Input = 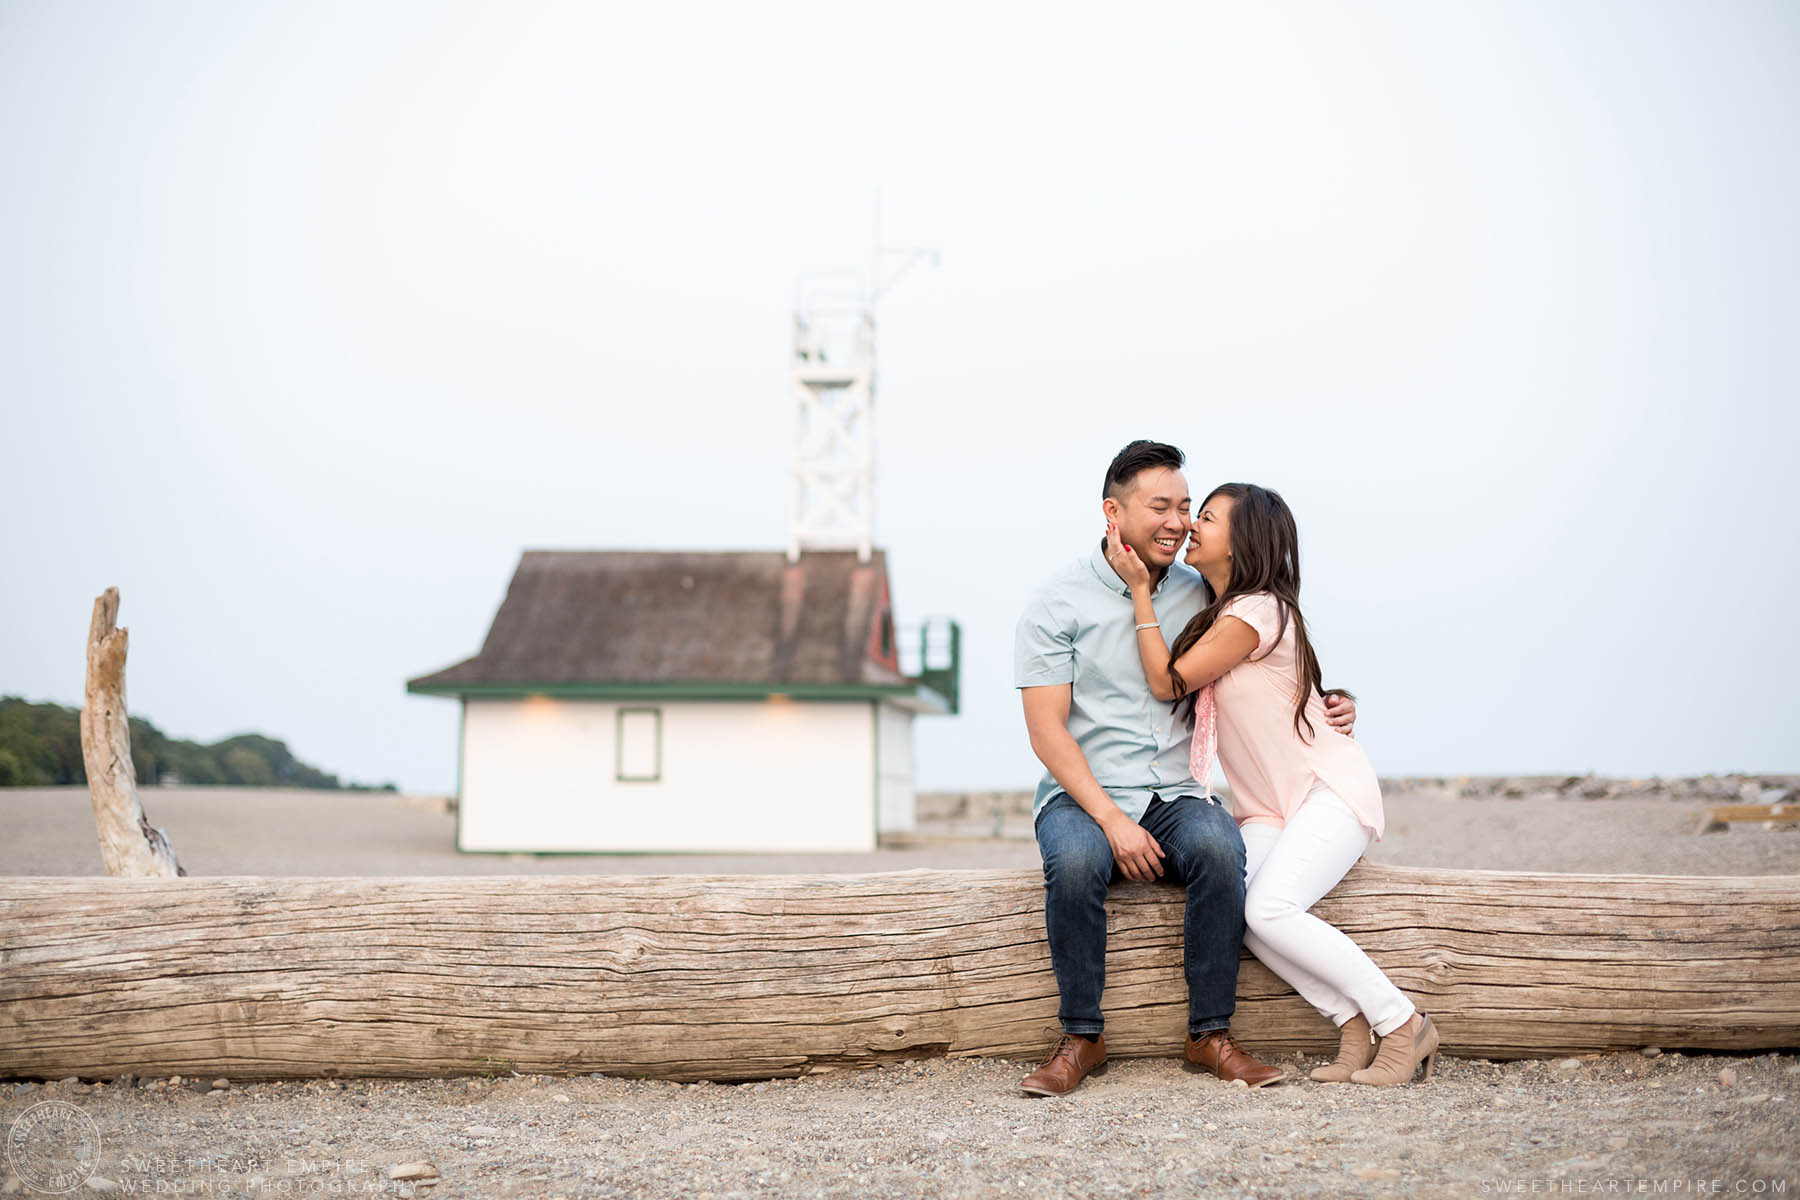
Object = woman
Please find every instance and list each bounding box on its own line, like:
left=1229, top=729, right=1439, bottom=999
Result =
left=1104, top=483, right=1437, bottom=1086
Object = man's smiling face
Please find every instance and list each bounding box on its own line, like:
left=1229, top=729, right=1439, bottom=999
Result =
left=1102, top=465, right=1191, bottom=573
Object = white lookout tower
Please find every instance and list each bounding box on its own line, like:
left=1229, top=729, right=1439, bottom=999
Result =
left=787, top=230, right=937, bottom=564
left=788, top=276, right=876, bottom=563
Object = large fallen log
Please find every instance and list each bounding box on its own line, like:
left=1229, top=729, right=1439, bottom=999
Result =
left=1, top=866, right=1794, bottom=1083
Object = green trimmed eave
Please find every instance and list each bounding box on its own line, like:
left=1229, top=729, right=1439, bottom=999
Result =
left=406, top=678, right=955, bottom=715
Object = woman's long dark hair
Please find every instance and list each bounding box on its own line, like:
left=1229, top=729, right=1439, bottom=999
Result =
left=1168, top=483, right=1351, bottom=740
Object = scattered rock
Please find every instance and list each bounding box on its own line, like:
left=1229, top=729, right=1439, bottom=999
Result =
left=0, top=1051, right=1786, bottom=1200
left=1718, top=1068, right=1738, bottom=1087
left=1640, top=1047, right=1661, bottom=1059
left=552, top=1092, right=571, bottom=1103
left=84, top=1179, right=119, bottom=1193
left=211, top=1077, right=230, bottom=1089
left=1556, top=1058, right=1583, bottom=1070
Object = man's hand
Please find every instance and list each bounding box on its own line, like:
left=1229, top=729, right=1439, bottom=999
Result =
left=1101, top=813, right=1165, bottom=881
left=1324, top=690, right=1357, bottom=738
left=1022, top=684, right=1163, bottom=880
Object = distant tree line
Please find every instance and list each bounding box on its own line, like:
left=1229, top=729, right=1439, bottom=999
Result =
left=0, top=696, right=397, bottom=791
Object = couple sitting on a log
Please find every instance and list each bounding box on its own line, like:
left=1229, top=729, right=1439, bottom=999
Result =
left=1014, top=439, right=1435, bottom=1096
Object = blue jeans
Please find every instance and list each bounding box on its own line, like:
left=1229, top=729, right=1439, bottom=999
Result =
left=1034, top=792, right=1247, bottom=1038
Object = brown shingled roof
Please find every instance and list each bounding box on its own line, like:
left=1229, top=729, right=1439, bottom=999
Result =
left=407, top=550, right=911, bottom=691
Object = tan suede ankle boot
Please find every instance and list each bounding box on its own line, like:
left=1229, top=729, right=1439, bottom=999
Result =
left=1350, top=1013, right=1440, bottom=1086
left=1309, top=1015, right=1377, bottom=1082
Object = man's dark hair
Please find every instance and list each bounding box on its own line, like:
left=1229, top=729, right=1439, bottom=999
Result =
left=1102, top=440, right=1185, bottom=501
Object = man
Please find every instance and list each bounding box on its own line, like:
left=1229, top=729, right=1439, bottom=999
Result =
left=1013, top=440, right=1356, bottom=1096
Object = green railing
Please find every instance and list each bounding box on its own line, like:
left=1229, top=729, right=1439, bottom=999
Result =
left=899, top=618, right=961, bottom=715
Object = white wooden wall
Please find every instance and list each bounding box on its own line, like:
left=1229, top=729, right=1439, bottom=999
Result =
left=875, top=704, right=915, bottom=833
left=458, top=698, right=880, bottom=853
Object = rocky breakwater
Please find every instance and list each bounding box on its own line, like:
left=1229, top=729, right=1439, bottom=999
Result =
left=1392, top=773, right=1796, bottom=805
left=918, top=774, right=1799, bottom=831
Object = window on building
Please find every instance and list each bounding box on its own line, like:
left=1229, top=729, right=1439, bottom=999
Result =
left=616, top=708, right=661, bottom=782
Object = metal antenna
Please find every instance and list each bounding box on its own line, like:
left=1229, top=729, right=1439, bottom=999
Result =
left=870, top=188, right=941, bottom=309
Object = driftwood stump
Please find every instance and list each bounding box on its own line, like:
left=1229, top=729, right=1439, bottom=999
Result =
left=1, top=866, right=1794, bottom=1083
left=79, top=587, right=184, bottom=878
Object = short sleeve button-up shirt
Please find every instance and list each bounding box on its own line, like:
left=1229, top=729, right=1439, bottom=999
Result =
left=1014, top=543, right=1214, bottom=823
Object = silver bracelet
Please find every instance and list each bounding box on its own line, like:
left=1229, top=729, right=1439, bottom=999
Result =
left=1134, top=622, right=1160, bottom=631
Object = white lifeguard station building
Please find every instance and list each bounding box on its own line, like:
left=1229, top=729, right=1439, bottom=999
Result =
left=408, top=276, right=958, bottom=854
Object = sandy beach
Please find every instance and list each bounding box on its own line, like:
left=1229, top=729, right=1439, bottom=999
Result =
left=4, top=777, right=1797, bottom=1197
left=5, top=775, right=1799, bottom=878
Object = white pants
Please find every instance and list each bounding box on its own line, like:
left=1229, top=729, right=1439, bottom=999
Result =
left=1239, top=781, right=1415, bottom=1037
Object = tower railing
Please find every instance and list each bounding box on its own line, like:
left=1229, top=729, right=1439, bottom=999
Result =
left=896, top=618, right=961, bottom=714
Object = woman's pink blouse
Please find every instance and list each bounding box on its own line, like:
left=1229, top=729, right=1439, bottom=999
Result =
left=1187, top=592, right=1384, bottom=840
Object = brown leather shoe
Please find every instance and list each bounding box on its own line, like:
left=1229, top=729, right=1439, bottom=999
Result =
left=1184, top=1030, right=1286, bottom=1087
left=1019, top=1034, right=1108, bottom=1096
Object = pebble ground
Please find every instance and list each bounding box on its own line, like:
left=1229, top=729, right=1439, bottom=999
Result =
left=5, top=779, right=1797, bottom=1196
left=6, top=1051, right=1797, bottom=1197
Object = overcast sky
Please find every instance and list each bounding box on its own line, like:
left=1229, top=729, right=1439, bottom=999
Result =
left=4, top=1, right=1795, bottom=794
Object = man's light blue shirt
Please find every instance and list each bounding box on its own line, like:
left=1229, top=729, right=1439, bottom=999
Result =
left=1014, top=543, right=1214, bottom=823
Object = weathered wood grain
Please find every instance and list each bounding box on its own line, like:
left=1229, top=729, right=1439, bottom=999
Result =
left=1, top=865, right=1794, bottom=1082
